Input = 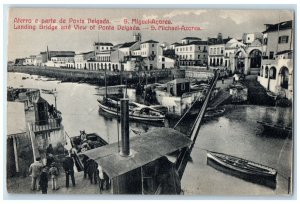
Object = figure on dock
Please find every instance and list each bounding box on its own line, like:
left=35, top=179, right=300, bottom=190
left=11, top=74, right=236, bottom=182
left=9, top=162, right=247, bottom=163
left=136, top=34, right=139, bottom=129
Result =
left=63, top=153, right=76, bottom=187
left=49, top=162, right=59, bottom=191
left=28, top=157, right=43, bottom=191
left=39, top=167, right=49, bottom=194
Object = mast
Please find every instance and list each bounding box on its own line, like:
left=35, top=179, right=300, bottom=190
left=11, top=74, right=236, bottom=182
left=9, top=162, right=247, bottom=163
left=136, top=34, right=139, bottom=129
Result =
left=105, top=66, right=107, bottom=99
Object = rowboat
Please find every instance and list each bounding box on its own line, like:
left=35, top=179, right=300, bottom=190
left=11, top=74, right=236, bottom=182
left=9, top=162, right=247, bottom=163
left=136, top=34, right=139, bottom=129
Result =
left=41, top=89, right=55, bottom=94
left=98, top=98, right=165, bottom=122
left=204, top=108, right=225, bottom=119
left=207, top=151, right=277, bottom=188
left=71, top=132, right=108, bottom=153
left=257, top=121, right=292, bottom=137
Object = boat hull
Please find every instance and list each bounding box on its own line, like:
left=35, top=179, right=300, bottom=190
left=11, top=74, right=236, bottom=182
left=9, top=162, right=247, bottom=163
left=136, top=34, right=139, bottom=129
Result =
left=99, top=101, right=165, bottom=122
left=207, top=152, right=277, bottom=189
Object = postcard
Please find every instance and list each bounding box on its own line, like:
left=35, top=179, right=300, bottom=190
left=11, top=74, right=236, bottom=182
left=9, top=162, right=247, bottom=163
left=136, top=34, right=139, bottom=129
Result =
left=5, top=7, right=294, bottom=196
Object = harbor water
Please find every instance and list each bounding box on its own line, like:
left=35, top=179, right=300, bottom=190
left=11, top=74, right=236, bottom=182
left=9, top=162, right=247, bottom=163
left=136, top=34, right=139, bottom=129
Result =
left=8, top=72, right=293, bottom=195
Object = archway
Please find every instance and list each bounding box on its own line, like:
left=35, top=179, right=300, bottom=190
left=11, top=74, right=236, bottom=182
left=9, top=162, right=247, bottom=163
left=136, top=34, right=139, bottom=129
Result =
left=279, top=66, right=289, bottom=89
left=235, top=50, right=246, bottom=74
left=249, top=49, right=262, bottom=68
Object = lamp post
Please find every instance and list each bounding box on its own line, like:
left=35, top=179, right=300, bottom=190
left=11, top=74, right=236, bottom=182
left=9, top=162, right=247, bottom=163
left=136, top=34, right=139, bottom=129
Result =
left=53, top=90, right=58, bottom=110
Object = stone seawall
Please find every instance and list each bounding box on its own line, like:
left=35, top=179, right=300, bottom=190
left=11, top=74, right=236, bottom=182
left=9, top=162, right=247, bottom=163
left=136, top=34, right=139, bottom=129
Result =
left=8, top=66, right=183, bottom=86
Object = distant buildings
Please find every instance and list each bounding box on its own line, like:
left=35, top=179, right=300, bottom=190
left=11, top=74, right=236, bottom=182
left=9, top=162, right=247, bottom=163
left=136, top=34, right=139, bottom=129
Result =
left=258, top=20, right=293, bottom=100
left=175, top=38, right=209, bottom=67
left=208, top=33, right=263, bottom=75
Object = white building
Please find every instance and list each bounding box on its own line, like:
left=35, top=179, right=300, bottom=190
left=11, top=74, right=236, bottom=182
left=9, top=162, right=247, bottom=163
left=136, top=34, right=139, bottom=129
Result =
left=140, top=40, right=161, bottom=70
left=157, top=56, right=175, bottom=69
left=258, top=20, right=293, bottom=100
left=74, top=51, right=95, bottom=69
left=175, top=40, right=208, bottom=67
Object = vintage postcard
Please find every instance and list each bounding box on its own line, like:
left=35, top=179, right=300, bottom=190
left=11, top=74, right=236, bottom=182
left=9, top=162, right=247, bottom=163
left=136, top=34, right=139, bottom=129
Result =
left=5, top=6, right=294, bottom=196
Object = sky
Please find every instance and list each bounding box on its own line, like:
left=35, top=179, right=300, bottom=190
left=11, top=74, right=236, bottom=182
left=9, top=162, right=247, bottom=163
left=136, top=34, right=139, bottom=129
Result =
left=6, top=8, right=294, bottom=61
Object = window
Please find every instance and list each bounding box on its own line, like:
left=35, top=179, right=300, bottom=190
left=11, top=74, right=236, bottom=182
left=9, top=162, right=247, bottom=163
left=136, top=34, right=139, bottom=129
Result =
left=181, top=83, right=185, bottom=91
left=198, top=55, right=200, bottom=59
left=190, top=46, right=192, bottom=51
left=263, top=38, right=268, bottom=45
left=278, top=36, right=289, bottom=44
left=221, top=48, right=223, bottom=54
left=269, top=67, right=276, bottom=79
left=162, top=64, right=165, bottom=69
left=190, top=55, right=192, bottom=59
left=269, top=52, right=274, bottom=59
left=152, top=44, right=154, bottom=47
left=162, top=57, right=165, bottom=62
left=280, top=67, right=289, bottom=89
left=199, top=46, right=201, bottom=50
left=265, top=67, right=269, bottom=78
left=248, top=37, right=250, bottom=40
left=152, top=51, right=155, bottom=55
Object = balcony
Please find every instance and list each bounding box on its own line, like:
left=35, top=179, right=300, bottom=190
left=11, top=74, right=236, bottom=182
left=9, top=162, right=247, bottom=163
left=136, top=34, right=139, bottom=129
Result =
left=30, top=118, right=62, bottom=133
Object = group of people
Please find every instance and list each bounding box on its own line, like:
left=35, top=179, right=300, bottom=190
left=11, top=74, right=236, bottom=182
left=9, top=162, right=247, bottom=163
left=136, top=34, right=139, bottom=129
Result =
left=82, top=155, right=110, bottom=193
left=28, top=156, right=59, bottom=194
left=29, top=143, right=110, bottom=194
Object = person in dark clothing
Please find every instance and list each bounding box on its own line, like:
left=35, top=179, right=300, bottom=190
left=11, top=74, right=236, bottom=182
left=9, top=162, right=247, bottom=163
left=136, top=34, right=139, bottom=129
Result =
left=46, top=144, right=54, bottom=156
left=39, top=167, right=49, bottom=194
left=63, top=154, right=75, bottom=187
left=82, top=155, right=89, bottom=179
left=46, top=153, right=54, bottom=167
left=87, top=159, right=98, bottom=184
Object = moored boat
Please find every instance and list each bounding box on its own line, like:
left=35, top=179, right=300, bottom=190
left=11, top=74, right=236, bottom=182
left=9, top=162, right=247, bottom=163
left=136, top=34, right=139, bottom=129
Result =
left=98, top=98, right=165, bottom=122
left=204, top=108, right=225, bottom=119
left=207, top=151, right=277, bottom=188
left=41, top=89, right=55, bottom=94
left=71, top=132, right=108, bottom=153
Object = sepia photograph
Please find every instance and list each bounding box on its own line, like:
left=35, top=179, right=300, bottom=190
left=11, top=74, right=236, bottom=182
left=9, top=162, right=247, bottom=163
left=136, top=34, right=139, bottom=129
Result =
left=5, top=6, right=294, bottom=196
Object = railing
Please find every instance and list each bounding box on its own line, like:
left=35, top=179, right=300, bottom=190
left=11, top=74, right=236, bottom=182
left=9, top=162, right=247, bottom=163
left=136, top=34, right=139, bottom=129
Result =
left=175, top=70, right=219, bottom=179
left=30, top=118, right=62, bottom=133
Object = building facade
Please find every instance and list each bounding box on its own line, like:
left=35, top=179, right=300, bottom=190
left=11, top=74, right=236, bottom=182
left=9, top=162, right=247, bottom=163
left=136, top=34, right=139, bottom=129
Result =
left=258, top=20, right=293, bottom=100
left=175, top=40, right=208, bottom=67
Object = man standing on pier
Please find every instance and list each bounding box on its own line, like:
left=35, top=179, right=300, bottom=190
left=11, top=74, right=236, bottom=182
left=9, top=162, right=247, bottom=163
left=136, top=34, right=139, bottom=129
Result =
left=63, top=152, right=76, bottom=188
left=28, top=157, right=43, bottom=191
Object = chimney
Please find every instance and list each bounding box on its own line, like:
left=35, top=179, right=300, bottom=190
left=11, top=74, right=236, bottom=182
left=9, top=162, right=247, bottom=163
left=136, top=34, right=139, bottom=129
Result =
left=119, top=98, right=130, bottom=156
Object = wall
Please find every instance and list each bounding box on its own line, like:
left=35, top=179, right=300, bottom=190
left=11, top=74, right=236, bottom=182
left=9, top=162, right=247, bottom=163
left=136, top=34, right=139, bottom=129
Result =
left=265, top=30, right=292, bottom=58
left=157, top=56, right=175, bottom=69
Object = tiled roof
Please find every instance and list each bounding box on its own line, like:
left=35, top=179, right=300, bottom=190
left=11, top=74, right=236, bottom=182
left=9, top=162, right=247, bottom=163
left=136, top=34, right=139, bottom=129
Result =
left=262, top=20, right=293, bottom=33
left=120, top=41, right=137, bottom=48
left=141, top=40, right=159, bottom=44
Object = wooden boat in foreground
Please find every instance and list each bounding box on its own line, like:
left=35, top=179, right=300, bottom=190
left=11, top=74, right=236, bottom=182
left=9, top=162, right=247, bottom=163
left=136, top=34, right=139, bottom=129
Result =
left=207, top=151, right=277, bottom=188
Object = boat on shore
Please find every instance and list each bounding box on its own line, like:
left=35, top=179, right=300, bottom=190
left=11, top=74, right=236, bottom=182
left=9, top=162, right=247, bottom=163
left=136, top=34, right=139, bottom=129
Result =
left=206, top=151, right=277, bottom=188
left=98, top=98, right=165, bottom=122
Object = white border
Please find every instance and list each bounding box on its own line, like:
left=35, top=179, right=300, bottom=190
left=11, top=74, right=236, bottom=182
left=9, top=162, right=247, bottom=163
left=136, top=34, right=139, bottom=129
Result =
left=1, top=0, right=299, bottom=203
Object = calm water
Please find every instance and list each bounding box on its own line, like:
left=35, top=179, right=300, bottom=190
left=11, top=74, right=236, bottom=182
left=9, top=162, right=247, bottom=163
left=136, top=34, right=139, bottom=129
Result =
left=8, top=72, right=293, bottom=196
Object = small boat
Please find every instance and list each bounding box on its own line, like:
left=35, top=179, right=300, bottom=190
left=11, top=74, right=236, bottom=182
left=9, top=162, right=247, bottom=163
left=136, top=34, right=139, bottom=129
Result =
left=71, top=132, right=108, bottom=153
left=257, top=121, right=292, bottom=137
left=41, top=89, right=54, bottom=94
left=207, top=151, right=277, bottom=188
left=98, top=98, right=165, bottom=122
left=204, top=108, right=225, bottom=119
left=22, top=77, right=27, bottom=80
